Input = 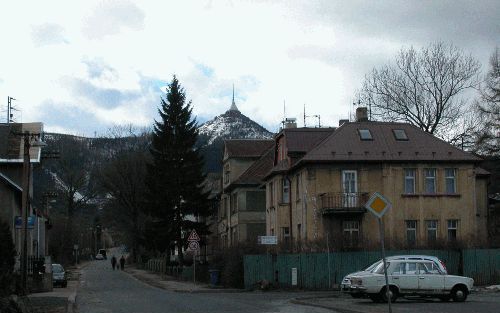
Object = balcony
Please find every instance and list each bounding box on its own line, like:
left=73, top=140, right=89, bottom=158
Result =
left=319, top=192, right=369, bottom=215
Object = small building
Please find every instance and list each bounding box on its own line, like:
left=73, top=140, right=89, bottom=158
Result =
left=0, top=122, right=49, bottom=260
left=264, top=109, right=489, bottom=250
left=218, top=139, right=274, bottom=247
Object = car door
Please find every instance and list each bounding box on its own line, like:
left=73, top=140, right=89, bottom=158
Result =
left=391, top=262, right=419, bottom=293
left=417, top=262, right=445, bottom=293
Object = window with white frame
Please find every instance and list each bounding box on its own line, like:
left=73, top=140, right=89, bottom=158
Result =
left=281, top=227, right=290, bottom=246
left=424, top=168, right=436, bottom=193
left=445, top=168, right=456, bottom=194
left=282, top=178, right=290, bottom=203
left=426, top=220, right=438, bottom=242
left=447, top=220, right=458, bottom=241
left=406, top=220, right=417, bottom=246
left=343, top=220, right=360, bottom=247
left=404, top=169, right=416, bottom=194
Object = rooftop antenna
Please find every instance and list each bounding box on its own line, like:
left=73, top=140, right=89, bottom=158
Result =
left=281, top=100, right=286, bottom=130
left=303, top=104, right=306, bottom=127
left=7, top=96, right=16, bottom=123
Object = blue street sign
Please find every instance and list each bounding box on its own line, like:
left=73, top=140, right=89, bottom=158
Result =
left=14, top=216, right=35, bottom=229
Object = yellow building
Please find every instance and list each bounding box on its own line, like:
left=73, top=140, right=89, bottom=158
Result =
left=265, top=110, right=489, bottom=250
left=218, top=139, right=274, bottom=247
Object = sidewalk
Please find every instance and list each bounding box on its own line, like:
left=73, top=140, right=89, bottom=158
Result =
left=27, top=261, right=89, bottom=313
left=124, top=266, right=243, bottom=293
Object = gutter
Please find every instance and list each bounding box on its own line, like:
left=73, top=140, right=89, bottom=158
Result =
left=0, top=171, right=23, bottom=193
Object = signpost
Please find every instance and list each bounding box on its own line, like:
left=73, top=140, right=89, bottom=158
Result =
left=258, top=236, right=277, bottom=245
left=365, top=192, right=392, bottom=313
left=187, top=230, right=200, bottom=286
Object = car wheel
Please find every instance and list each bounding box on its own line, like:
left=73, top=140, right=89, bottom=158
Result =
left=380, top=286, right=398, bottom=303
left=62, top=282, right=67, bottom=288
left=451, top=286, right=468, bottom=302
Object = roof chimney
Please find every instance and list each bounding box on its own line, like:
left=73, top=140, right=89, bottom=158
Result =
left=284, top=118, right=297, bottom=129
left=339, top=119, right=349, bottom=126
left=356, top=107, right=368, bottom=122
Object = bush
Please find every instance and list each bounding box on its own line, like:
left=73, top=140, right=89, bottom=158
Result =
left=0, top=217, right=16, bottom=296
left=212, top=243, right=265, bottom=288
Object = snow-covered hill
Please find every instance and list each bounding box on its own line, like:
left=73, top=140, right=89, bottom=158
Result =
left=198, top=104, right=273, bottom=146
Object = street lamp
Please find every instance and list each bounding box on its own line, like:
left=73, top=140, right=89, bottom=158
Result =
left=19, top=131, right=46, bottom=294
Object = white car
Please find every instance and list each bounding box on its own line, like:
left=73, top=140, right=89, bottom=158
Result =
left=95, top=253, right=104, bottom=260
left=341, top=255, right=447, bottom=297
left=343, top=259, right=473, bottom=302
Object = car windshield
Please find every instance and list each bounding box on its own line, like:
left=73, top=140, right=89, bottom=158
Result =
left=364, top=261, right=382, bottom=272
left=52, top=264, right=64, bottom=273
left=372, top=261, right=390, bottom=274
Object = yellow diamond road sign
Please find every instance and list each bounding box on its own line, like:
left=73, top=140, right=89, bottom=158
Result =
left=365, top=192, right=392, bottom=218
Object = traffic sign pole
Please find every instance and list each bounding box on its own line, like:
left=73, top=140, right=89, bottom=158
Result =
left=379, top=218, right=392, bottom=313
left=364, top=192, right=392, bottom=313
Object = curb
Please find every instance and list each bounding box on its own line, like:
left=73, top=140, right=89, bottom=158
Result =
left=124, top=268, right=245, bottom=294
left=291, top=297, right=363, bottom=313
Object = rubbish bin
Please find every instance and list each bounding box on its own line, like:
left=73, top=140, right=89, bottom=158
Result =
left=209, top=269, right=220, bottom=286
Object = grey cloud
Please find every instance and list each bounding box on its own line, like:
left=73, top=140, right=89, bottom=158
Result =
left=31, top=23, right=68, bottom=47
left=39, top=100, right=108, bottom=136
left=300, top=1, right=499, bottom=45
left=82, top=57, right=118, bottom=79
left=292, top=0, right=499, bottom=68
left=82, top=0, right=145, bottom=39
left=64, top=77, right=141, bottom=109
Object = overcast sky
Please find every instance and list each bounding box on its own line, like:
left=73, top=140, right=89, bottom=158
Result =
left=0, top=0, right=498, bottom=136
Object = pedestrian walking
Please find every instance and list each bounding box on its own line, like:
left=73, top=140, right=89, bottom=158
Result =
left=111, top=255, right=117, bottom=270
left=120, top=255, right=125, bottom=270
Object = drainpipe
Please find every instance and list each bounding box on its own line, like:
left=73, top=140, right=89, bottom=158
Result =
left=285, top=175, right=293, bottom=251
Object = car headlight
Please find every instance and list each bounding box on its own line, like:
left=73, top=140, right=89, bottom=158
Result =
left=351, top=278, right=363, bottom=286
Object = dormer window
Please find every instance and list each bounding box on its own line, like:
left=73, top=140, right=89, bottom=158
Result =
left=393, top=129, right=408, bottom=140
left=358, top=129, right=373, bottom=140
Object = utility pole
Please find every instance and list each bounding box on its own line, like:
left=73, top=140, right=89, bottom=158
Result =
left=15, top=131, right=46, bottom=294
left=21, top=134, right=30, bottom=294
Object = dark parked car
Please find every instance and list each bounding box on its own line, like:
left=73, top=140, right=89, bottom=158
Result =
left=52, top=263, right=67, bottom=287
left=99, top=249, right=107, bottom=260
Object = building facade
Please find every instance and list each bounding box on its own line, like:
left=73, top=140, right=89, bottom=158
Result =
left=217, top=139, right=273, bottom=247
left=265, top=109, right=489, bottom=250
left=0, top=122, right=49, bottom=260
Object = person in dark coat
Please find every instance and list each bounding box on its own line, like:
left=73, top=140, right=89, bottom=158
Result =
left=120, top=255, right=125, bottom=270
left=111, top=255, right=117, bottom=270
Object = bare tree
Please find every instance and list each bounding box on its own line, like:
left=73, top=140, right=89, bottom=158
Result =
left=476, top=47, right=500, bottom=155
left=97, top=126, right=151, bottom=262
left=99, top=150, right=148, bottom=263
left=360, top=42, right=481, bottom=140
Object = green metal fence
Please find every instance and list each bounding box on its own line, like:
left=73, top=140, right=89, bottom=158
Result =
left=463, top=249, right=500, bottom=285
left=244, top=249, right=498, bottom=289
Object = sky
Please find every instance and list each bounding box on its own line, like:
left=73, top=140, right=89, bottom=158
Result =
left=0, top=0, right=498, bottom=136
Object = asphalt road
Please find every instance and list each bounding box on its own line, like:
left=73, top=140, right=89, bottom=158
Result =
left=76, top=260, right=330, bottom=313
left=305, top=291, right=500, bottom=313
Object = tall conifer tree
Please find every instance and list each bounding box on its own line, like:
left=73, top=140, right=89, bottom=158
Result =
left=147, top=76, right=209, bottom=263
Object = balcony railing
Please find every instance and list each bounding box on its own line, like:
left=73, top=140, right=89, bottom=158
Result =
left=319, top=192, right=369, bottom=215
